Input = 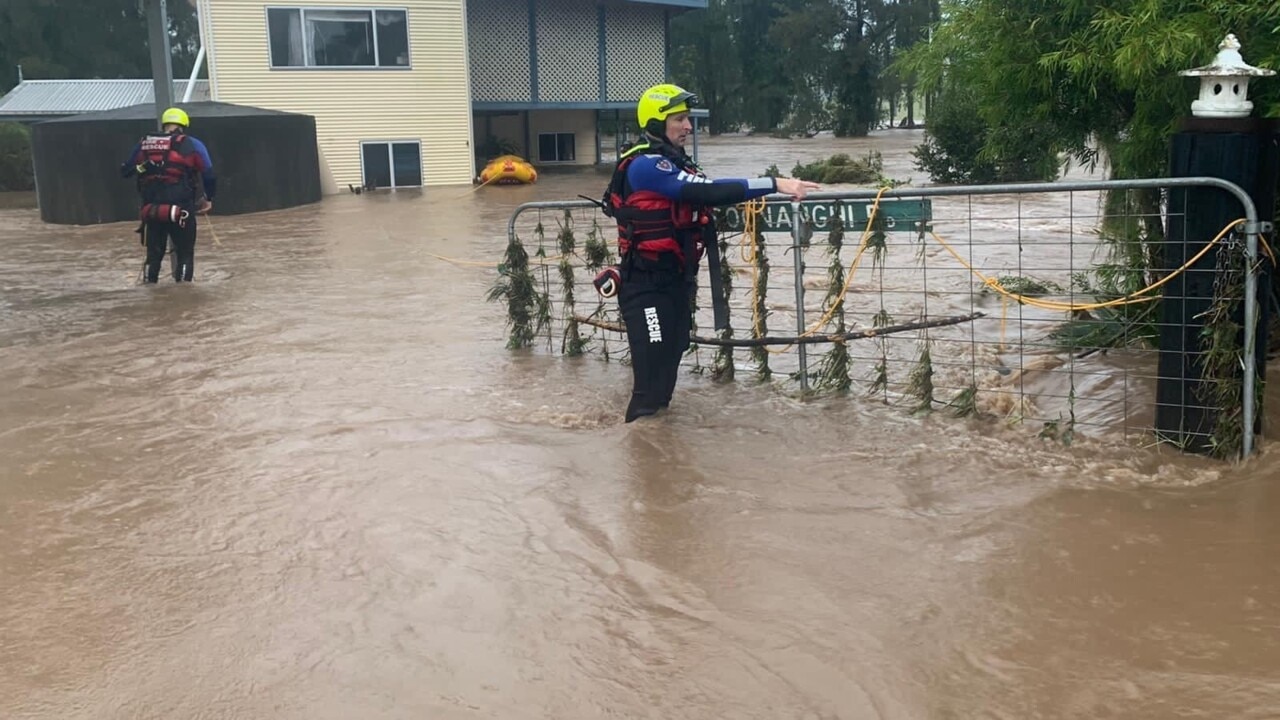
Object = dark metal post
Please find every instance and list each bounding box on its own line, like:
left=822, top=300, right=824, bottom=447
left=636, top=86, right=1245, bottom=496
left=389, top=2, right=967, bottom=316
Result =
left=1156, top=117, right=1279, bottom=455
left=594, top=110, right=602, bottom=165
left=147, top=0, right=174, bottom=128
left=523, top=111, right=531, bottom=161
left=791, top=200, right=808, bottom=390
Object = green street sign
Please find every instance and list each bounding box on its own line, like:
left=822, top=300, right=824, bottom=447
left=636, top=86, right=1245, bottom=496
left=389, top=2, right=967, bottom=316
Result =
left=716, top=199, right=932, bottom=234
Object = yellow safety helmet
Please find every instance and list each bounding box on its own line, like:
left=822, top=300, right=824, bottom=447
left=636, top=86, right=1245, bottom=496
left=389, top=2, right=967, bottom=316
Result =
left=161, top=107, right=190, bottom=128
left=637, top=83, right=697, bottom=136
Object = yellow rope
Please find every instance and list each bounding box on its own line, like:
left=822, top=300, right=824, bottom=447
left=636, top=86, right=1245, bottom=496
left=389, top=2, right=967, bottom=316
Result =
left=738, top=186, right=891, bottom=354
left=427, top=251, right=571, bottom=269
left=203, top=211, right=221, bottom=247
left=427, top=253, right=500, bottom=268
left=452, top=173, right=500, bottom=198
left=739, top=196, right=769, bottom=345
left=928, top=219, right=1245, bottom=312
left=798, top=186, right=891, bottom=334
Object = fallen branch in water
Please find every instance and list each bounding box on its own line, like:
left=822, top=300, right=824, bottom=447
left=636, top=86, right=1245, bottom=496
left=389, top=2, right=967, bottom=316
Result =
left=573, top=312, right=985, bottom=347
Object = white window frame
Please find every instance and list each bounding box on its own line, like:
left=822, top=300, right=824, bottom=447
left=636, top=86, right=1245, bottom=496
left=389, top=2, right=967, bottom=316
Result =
left=360, top=140, right=423, bottom=189
left=265, top=6, right=412, bottom=70
left=537, top=132, right=577, bottom=163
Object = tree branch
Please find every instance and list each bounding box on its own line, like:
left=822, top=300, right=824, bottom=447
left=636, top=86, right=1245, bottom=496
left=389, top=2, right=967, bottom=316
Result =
left=573, top=312, right=985, bottom=348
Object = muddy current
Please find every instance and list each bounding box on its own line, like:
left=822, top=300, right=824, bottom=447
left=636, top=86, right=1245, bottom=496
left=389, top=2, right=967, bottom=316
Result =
left=2, top=131, right=1279, bottom=719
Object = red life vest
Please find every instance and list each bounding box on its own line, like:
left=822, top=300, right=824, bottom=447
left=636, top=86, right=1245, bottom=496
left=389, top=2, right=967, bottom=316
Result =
left=136, top=133, right=198, bottom=187
left=604, top=145, right=710, bottom=264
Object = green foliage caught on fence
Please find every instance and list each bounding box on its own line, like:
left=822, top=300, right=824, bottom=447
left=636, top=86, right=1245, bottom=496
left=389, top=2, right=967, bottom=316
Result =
left=555, top=210, right=588, bottom=356
left=487, top=229, right=538, bottom=350
left=748, top=223, right=772, bottom=381
left=813, top=207, right=851, bottom=392
left=1192, top=236, right=1252, bottom=459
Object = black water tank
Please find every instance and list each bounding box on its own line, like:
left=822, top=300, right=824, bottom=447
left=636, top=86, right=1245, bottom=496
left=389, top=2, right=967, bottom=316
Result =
left=30, top=101, right=322, bottom=225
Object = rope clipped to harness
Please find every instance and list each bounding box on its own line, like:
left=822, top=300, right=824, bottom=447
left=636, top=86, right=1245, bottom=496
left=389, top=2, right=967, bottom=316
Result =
left=593, top=266, right=621, bottom=299
left=139, top=203, right=191, bottom=228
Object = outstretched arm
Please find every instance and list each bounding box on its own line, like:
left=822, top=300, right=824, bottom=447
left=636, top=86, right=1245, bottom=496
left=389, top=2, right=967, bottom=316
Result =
left=627, top=155, right=775, bottom=206
left=627, top=156, right=820, bottom=206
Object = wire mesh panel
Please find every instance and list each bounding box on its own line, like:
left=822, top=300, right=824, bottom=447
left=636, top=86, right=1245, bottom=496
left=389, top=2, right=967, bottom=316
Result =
left=496, top=179, right=1264, bottom=458
left=467, top=0, right=532, bottom=103
left=535, top=0, right=601, bottom=103
left=496, top=205, right=625, bottom=361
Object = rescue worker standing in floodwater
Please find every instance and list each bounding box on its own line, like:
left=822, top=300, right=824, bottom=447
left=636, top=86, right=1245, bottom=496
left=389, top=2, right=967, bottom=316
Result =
left=120, top=107, right=216, bottom=283
left=598, top=83, right=820, bottom=422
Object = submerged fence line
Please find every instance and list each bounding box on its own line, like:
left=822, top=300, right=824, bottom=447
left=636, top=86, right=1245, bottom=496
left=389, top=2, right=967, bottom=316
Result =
left=493, top=177, right=1264, bottom=459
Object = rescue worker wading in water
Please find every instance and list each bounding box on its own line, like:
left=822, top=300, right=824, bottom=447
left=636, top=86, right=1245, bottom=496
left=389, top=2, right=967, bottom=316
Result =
left=120, top=107, right=216, bottom=283
left=598, top=83, right=820, bottom=423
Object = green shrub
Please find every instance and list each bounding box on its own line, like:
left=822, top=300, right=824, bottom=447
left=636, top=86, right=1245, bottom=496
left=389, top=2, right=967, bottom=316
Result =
left=910, top=90, right=1058, bottom=184
left=0, top=123, right=34, bottom=192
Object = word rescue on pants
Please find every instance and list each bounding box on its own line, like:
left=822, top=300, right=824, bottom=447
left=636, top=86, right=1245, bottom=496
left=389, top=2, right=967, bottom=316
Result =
left=645, top=306, right=662, bottom=343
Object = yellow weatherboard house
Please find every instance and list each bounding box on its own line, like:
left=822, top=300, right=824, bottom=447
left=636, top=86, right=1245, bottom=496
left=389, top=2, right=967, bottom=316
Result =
left=193, top=0, right=707, bottom=193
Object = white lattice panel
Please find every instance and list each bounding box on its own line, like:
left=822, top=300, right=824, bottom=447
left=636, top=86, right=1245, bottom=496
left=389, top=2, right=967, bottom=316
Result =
left=605, top=2, right=664, bottom=104
left=535, top=0, right=600, bottom=103
left=468, top=0, right=531, bottom=102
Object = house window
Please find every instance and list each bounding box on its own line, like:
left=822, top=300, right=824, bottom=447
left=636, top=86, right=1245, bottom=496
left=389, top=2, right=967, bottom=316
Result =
left=361, top=141, right=422, bottom=189
left=267, top=8, right=410, bottom=68
left=537, top=133, right=576, bottom=163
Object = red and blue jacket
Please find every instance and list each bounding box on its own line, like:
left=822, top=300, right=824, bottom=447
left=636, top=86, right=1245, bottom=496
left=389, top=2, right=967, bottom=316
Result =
left=605, top=140, right=776, bottom=265
left=121, top=131, right=216, bottom=208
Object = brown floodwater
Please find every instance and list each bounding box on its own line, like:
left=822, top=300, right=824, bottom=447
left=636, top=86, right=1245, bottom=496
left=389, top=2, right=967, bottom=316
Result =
left=2, top=130, right=1279, bottom=719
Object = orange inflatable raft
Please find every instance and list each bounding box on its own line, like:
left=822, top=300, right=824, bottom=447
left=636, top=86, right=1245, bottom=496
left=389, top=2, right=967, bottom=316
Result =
left=478, top=155, right=538, bottom=185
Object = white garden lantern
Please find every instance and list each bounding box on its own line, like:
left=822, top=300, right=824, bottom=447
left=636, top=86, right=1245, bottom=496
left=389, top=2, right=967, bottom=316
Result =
left=1179, top=34, right=1275, bottom=118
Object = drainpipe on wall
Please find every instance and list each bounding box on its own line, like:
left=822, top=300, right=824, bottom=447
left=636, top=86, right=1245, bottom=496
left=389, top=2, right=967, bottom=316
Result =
left=182, top=46, right=205, bottom=102
left=196, top=0, right=217, bottom=100
left=146, top=0, right=174, bottom=126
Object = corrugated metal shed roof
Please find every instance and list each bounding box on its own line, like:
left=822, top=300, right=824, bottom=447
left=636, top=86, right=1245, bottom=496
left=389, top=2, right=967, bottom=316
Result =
left=626, top=0, right=708, bottom=7
left=45, top=100, right=301, bottom=123
left=0, top=79, right=211, bottom=116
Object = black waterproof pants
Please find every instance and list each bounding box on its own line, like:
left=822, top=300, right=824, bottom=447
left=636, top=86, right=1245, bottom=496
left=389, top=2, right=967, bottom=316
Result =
left=143, top=217, right=198, bottom=283
left=618, top=259, right=693, bottom=422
